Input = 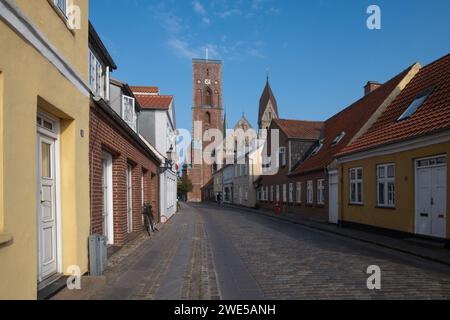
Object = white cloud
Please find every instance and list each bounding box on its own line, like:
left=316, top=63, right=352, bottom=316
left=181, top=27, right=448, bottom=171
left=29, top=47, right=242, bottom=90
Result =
left=168, top=38, right=199, bottom=59
left=217, top=8, right=242, bottom=19
left=192, top=0, right=207, bottom=15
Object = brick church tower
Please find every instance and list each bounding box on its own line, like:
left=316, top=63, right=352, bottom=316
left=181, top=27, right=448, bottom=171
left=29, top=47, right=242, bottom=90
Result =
left=187, top=59, right=223, bottom=202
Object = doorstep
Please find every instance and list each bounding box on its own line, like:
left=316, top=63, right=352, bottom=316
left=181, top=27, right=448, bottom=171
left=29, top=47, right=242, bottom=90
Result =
left=37, top=274, right=68, bottom=300
left=220, top=203, right=450, bottom=267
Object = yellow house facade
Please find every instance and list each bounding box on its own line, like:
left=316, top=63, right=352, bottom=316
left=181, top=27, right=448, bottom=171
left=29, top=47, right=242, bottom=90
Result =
left=0, top=0, right=91, bottom=299
left=339, top=138, right=450, bottom=240
left=337, top=54, right=450, bottom=243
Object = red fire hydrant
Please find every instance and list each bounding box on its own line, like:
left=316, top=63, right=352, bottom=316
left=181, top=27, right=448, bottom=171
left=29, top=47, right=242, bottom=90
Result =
left=275, top=201, right=281, bottom=216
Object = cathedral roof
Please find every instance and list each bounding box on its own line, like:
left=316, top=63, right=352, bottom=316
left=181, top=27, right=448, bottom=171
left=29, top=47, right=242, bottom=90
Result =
left=258, top=79, right=279, bottom=126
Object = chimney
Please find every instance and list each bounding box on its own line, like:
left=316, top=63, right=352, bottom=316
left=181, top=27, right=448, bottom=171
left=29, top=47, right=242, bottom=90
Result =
left=364, top=81, right=382, bottom=96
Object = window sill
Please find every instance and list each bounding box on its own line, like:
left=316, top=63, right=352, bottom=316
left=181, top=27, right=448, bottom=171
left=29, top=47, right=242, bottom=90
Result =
left=349, top=203, right=364, bottom=206
left=375, top=205, right=396, bottom=210
left=0, top=232, right=13, bottom=245
left=47, top=0, right=76, bottom=36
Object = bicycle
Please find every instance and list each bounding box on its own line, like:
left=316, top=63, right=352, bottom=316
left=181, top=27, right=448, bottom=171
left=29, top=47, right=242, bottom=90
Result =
left=142, top=203, right=159, bottom=236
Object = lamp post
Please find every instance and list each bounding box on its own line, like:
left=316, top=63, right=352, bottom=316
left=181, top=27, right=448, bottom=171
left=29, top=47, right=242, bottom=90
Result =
left=159, top=145, right=174, bottom=174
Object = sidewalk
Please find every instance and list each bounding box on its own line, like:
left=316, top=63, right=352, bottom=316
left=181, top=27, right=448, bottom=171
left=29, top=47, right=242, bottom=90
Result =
left=221, top=203, right=450, bottom=267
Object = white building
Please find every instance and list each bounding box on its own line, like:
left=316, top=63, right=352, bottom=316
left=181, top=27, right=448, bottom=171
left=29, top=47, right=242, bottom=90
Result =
left=133, top=86, right=178, bottom=222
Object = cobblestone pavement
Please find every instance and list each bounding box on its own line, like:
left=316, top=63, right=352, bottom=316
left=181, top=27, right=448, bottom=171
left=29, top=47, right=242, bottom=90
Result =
left=195, top=203, right=450, bottom=299
left=55, top=203, right=450, bottom=300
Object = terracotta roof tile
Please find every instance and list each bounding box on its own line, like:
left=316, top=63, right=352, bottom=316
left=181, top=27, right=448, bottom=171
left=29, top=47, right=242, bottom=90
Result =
left=291, top=64, right=415, bottom=175
left=134, top=95, right=173, bottom=110
left=339, top=53, right=450, bottom=156
left=273, top=118, right=323, bottom=139
left=130, top=86, right=160, bottom=94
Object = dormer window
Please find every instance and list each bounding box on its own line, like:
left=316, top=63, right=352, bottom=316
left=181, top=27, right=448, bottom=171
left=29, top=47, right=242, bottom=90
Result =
left=122, top=95, right=137, bottom=132
left=89, top=49, right=105, bottom=98
left=397, top=88, right=434, bottom=121
left=332, top=131, right=346, bottom=146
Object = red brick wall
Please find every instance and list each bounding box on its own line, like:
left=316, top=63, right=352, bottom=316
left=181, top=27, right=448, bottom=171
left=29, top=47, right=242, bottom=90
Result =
left=89, top=104, right=159, bottom=247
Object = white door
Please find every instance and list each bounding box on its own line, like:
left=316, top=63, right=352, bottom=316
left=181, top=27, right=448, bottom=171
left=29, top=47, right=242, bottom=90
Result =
left=329, top=171, right=339, bottom=224
left=126, top=164, right=133, bottom=233
left=37, top=134, right=58, bottom=281
left=415, top=156, right=447, bottom=238
left=102, top=153, right=114, bottom=244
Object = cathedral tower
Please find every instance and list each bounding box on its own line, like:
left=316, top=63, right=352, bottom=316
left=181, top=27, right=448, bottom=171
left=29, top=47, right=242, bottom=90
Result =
left=258, top=77, right=279, bottom=140
left=187, top=59, right=223, bottom=202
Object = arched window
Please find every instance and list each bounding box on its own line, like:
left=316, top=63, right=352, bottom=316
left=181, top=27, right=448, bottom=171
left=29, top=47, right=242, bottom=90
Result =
left=205, top=111, right=211, bottom=125
left=204, top=87, right=212, bottom=106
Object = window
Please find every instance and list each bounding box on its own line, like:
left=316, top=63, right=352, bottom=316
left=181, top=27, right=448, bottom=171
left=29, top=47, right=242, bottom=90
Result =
left=276, top=185, right=280, bottom=202
left=204, top=87, right=212, bottom=106
left=307, top=180, right=313, bottom=204
left=332, top=132, right=346, bottom=146
left=282, top=184, right=287, bottom=203
left=311, top=140, right=324, bottom=156
left=126, top=165, right=133, bottom=233
left=317, top=179, right=325, bottom=205
left=349, top=168, right=363, bottom=204
left=89, top=50, right=105, bottom=98
left=377, top=164, right=395, bottom=207
left=244, top=187, right=248, bottom=201
left=296, top=182, right=302, bottom=203
left=280, top=147, right=286, bottom=167
left=54, top=0, right=68, bottom=17
left=289, top=183, right=294, bottom=203
left=141, top=172, right=145, bottom=207
left=397, top=88, right=434, bottom=121
left=122, top=95, right=137, bottom=132
left=270, top=185, right=274, bottom=202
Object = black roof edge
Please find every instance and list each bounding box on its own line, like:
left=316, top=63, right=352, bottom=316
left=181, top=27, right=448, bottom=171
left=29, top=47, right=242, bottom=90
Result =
left=89, top=21, right=117, bottom=70
left=92, top=97, right=161, bottom=165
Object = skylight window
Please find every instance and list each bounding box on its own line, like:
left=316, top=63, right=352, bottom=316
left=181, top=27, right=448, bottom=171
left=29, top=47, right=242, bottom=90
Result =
left=311, top=140, right=324, bottom=155
left=332, top=131, right=346, bottom=146
left=397, top=88, right=434, bottom=121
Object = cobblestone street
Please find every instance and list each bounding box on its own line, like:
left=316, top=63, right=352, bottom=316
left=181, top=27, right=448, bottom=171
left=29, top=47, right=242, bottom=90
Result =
left=55, top=203, right=450, bottom=300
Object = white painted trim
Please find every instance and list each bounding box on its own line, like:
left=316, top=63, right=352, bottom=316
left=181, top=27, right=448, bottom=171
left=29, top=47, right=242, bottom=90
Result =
left=414, top=155, right=447, bottom=238
left=0, top=0, right=90, bottom=96
left=36, top=110, right=62, bottom=281
left=101, top=152, right=114, bottom=245
left=338, top=130, right=450, bottom=163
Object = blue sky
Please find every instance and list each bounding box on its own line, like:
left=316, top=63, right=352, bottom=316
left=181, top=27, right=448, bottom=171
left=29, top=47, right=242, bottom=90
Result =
left=89, top=0, right=450, bottom=132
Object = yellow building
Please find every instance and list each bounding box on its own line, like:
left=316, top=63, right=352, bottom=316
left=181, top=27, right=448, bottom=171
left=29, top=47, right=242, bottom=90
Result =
left=337, top=54, right=450, bottom=242
left=0, top=0, right=91, bottom=299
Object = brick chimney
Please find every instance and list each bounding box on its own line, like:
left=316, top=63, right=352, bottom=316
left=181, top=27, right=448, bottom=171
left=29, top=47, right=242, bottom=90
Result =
left=364, top=81, right=382, bottom=96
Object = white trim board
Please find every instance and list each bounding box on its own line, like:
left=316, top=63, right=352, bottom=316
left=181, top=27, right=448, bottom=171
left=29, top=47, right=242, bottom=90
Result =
left=337, top=130, right=450, bottom=163
left=0, top=0, right=90, bottom=97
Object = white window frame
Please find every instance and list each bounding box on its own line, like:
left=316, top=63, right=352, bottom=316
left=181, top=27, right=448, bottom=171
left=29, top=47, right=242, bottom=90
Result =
left=54, top=0, right=69, bottom=17
left=289, top=183, right=293, bottom=203
left=282, top=184, right=287, bottom=203
left=317, top=179, right=325, bottom=205
left=122, top=95, right=137, bottom=132
left=349, top=167, right=363, bottom=204
left=280, top=147, right=287, bottom=167
left=307, top=180, right=313, bottom=204
left=376, top=164, right=395, bottom=207
left=296, top=182, right=302, bottom=203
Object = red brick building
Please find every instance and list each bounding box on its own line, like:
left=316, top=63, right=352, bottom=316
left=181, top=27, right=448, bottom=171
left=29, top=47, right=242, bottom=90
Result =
left=88, top=25, right=161, bottom=249
left=256, top=119, right=323, bottom=213
left=288, top=65, right=416, bottom=222
left=187, top=59, right=223, bottom=202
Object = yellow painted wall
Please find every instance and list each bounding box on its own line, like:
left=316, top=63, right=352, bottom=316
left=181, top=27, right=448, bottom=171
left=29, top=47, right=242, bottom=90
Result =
left=0, top=0, right=90, bottom=299
left=340, top=141, right=450, bottom=239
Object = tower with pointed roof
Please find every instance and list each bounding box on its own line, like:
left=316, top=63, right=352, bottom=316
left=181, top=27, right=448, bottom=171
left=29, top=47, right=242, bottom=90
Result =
left=258, top=77, right=279, bottom=140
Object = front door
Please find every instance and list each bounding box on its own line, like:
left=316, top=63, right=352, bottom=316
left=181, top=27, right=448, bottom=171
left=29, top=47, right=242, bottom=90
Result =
left=415, top=156, right=447, bottom=238
left=102, top=153, right=113, bottom=244
left=37, top=133, right=58, bottom=282
left=329, top=171, right=339, bottom=224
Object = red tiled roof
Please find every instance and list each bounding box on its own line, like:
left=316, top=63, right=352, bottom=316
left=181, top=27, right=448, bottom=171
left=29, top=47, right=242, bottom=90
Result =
left=130, top=86, right=160, bottom=94
left=290, top=64, right=415, bottom=175
left=339, top=53, right=450, bottom=156
left=273, top=118, right=323, bottom=139
left=134, top=95, right=173, bottom=110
